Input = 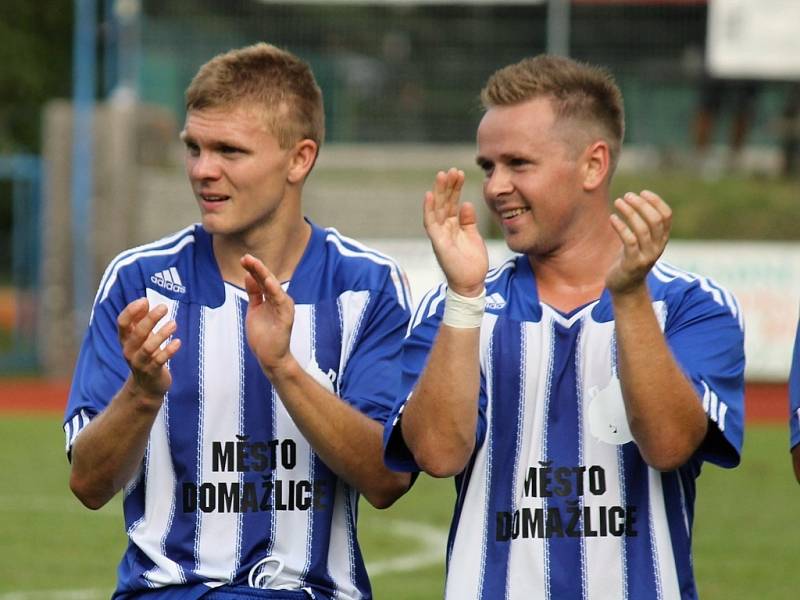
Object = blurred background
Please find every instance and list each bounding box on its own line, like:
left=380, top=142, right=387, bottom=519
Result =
left=0, top=1, right=799, bottom=598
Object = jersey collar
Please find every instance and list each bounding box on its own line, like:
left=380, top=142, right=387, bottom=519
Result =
left=194, top=219, right=326, bottom=308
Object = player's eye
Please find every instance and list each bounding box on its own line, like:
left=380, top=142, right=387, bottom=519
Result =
left=184, top=141, right=200, bottom=156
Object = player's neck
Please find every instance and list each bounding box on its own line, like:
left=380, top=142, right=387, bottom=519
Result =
left=530, top=226, right=621, bottom=312
left=213, top=218, right=312, bottom=288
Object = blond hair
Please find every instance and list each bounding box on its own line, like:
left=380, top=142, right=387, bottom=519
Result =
left=185, top=42, right=325, bottom=149
left=482, top=55, right=624, bottom=171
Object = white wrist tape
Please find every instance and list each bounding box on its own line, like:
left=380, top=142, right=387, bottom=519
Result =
left=442, top=287, right=486, bottom=328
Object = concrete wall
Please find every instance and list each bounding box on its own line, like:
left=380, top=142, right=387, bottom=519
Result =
left=39, top=100, right=178, bottom=375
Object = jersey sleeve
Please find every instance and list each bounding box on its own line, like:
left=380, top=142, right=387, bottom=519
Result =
left=336, top=274, right=412, bottom=426
left=63, top=265, right=137, bottom=457
left=383, top=284, right=489, bottom=472
left=664, top=281, right=746, bottom=468
left=789, top=317, right=800, bottom=451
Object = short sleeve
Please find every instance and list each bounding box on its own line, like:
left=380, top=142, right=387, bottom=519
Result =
left=63, top=271, right=134, bottom=457
left=336, top=282, right=411, bottom=426
left=383, top=284, right=488, bottom=472
left=789, top=317, right=800, bottom=450
left=664, top=282, right=746, bottom=468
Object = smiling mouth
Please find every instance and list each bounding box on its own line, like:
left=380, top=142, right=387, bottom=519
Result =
left=500, top=207, right=530, bottom=220
left=200, top=193, right=230, bottom=203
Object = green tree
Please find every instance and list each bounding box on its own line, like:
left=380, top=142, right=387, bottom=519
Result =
left=0, top=0, right=73, bottom=153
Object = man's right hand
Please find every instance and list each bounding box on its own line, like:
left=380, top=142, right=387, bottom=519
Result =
left=423, top=168, right=489, bottom=297
left=117, top=298, right=181, bottom=399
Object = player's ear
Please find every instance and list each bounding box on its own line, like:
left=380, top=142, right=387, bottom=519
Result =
left=287, top=139, right=318, bottom=184
left=581, top=140, right=610, bottom=192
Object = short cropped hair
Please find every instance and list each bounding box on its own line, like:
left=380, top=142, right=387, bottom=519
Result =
left=185, top=42, right=325, bottom=149
left=481, top=55, right=625, bottom=172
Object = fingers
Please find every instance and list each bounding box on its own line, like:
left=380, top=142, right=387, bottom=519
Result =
left=151, top=338, right=181, bottom=367
left=240, top=254, right=289, bottom=308
left=429, top=168, right=465, bottom=225
left=117, top=299, right=180, bottom=381
left=612, top=190, right=671, bottom=251
left=118, top=299, right=169, bottom=348
left=640, top=189, right=672, bottom=228
left=140, top=319, right=177, bottom=357
left=117, top=298, right=149, bottom=336
left=609, top=213, right=637, bottom=249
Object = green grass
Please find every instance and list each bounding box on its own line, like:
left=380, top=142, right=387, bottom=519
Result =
left=611, top=171, right=800, bottom=241
left=693, top=425, right=799, bottom=600
left=0, top=416, right=796, bottom=599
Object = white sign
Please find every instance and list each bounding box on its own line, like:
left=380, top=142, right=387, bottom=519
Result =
left=664, top=240, right=800, bottom=381
left=707, top=0, right=800, bottom=79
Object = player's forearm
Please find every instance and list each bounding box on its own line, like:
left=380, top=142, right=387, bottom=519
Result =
left=69, top=378, right=162, bottom=509
left=612, top=285, right=707, bottom=471
left=263, top=357, right=411, bottom=509
left=402, top=325, right=481, bottom=477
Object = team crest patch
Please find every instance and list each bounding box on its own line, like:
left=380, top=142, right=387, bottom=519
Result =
left=306, top=356, right=336, bottom=393
left=587, top=376, right=633, bottom=445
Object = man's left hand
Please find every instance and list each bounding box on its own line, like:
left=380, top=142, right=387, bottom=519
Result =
left=606, top=190, right=672, bottom=295
left=241, top=254, right=295, bottom=374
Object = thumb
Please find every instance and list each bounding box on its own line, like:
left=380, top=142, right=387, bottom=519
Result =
left=244, top=273, right=264, bottom=307
left=459, top=201, right=478, bottom=228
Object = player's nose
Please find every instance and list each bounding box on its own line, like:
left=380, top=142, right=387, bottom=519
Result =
left=188, top=151, right=222, bottom=181
left=483, top=166, right=513, bottom=200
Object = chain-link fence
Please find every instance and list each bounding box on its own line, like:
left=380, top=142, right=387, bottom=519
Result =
left=126, top=0, right=788, bottom=149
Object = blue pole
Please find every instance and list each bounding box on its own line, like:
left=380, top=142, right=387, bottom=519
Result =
left=71, top=0, right=97, bottom=335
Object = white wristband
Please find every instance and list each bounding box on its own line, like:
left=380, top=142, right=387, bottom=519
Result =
left=442, top=287, right=486, bottom=328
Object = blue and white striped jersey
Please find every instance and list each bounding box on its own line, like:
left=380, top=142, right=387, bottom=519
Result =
left=385, top=254, right=745, bottom=600
left=65, top=221, right=411, bottom=600
left=790, top=318, right=800, bottom=451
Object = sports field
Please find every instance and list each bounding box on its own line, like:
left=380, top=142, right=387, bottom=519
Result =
left=0, top=381, right=796, bottom=599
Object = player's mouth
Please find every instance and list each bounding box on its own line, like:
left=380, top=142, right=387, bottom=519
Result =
left=199, top=193, right=230, bottom=210
left=499, top=207, right=530, bottom=221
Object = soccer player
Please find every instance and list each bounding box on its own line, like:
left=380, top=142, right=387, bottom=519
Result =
left=64, top=43, right=411, bottom=599
left=384, top=55, right=745, bottom=599
left=790, top=318, right=800, bottom=483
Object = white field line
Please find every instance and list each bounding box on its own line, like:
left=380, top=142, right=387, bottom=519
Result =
left=366, top=518, right=447, bottom=576
left=0, top=518, right=447, bottom=599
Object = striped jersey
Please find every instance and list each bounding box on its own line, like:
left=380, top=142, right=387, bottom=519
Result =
left=385, top=254, right=745, bottom=600
left=64, top=221, right=411, bottom=599
left=790, top=319, right=800, bottom=450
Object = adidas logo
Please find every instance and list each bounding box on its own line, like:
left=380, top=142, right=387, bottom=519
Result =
left=486, top=292, right=506, bottom=310
left=150, top=267, right=186, bottom=294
